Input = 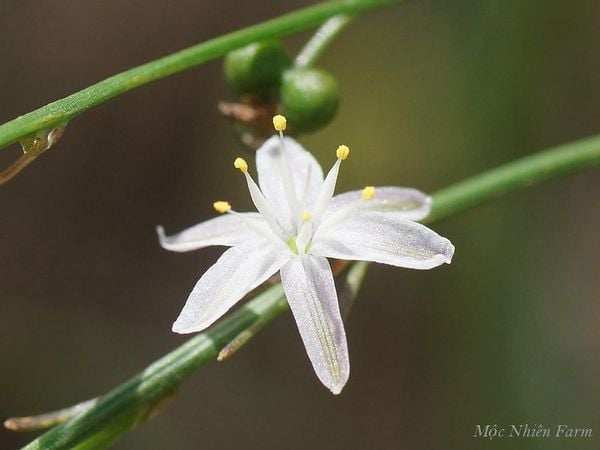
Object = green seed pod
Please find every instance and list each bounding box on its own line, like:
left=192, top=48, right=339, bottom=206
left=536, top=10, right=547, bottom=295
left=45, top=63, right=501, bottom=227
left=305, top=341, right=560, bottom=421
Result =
left=280, top=68, right=339, bottom=133
left=223, top=40, right=291, bottom=95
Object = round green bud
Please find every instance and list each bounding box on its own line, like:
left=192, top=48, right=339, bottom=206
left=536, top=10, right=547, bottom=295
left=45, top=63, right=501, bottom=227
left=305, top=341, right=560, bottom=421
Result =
left=224, top=40, right=291, bottom=95
left=280, top=68, right=339, bottom=133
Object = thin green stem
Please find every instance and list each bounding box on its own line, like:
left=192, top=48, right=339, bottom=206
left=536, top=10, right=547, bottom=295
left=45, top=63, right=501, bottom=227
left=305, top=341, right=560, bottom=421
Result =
left=18, top=133, right=600, bottom=450
left=21, top=284, right=287, bottom=450
left=294, top=15, right=354, bottom=68
left=217, top=286, right=288, bottom=361
left=0, top=0, right=401, bottom=151
left=71, top=411, right=138, bottom=450
left=425, top=134, right=600, bottom=223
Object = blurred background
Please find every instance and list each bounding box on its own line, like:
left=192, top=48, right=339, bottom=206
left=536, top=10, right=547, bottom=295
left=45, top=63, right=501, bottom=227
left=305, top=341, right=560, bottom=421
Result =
left=0, top=0, right=598, bottom=449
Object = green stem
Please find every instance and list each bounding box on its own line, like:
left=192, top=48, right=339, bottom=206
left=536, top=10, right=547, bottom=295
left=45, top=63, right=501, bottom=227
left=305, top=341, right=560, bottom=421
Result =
left=217, top=286, right=289, bottom=361
left=21, top=284, right=287, bottom=450
left=0, top=0, right=401, bottom=151
left=71, top=412, right=137, bottom=450
left=294, top=14, right=354, bottom=68
left=19, top=133, right=600, bottom=450
left=425, top=134, right=600, bottom=223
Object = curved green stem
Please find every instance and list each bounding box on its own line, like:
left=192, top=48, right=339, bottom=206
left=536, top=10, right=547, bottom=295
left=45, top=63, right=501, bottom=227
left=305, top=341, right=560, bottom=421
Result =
left=425, top=134, right=600, bottom=223
left=0, top=0, right=401, bottom=151
left=18, top=133, right=600, bottom=450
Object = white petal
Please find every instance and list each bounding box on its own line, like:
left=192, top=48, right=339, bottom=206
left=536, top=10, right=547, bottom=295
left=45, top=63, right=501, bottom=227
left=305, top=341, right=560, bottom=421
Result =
left=172, top=240, right=292, bottom=333
left=311, top=210, right=454, bottom=269
left=157, top=213, right=268, bottom=252
left=324, top=186, right=432, bottom=222
left=256, top=136, right=324, bottom=232
left=280, top=255, right=349, bottom=394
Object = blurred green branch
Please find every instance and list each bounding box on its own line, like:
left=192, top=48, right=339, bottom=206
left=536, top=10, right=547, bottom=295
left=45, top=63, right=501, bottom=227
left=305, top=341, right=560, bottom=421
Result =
left=20, top=284, right=289, bottom=450
left=0, top=0, right=400, bottom=152
left=294, top=15, right=354, bottom=68
left=18, top=133, right=600, bottom=450
left=425, top=134, right=600, bottom=223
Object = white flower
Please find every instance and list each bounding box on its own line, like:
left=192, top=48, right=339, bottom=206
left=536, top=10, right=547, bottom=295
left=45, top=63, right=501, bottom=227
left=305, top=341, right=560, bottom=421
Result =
left=157, top=115, right=454, bottom=394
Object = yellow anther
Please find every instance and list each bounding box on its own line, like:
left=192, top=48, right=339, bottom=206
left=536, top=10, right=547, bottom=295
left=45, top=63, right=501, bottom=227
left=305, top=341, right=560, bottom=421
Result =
left=213, top=201, right=231, bottom=213
left=336, top=145, right=350, bottom=160
left=361, top=186, right=375, bottom=200
left=273, top=114, right=287, bottom=131
left=234, top=157, right=248, bottom=173
left=302, top=212, right=313, bottom=222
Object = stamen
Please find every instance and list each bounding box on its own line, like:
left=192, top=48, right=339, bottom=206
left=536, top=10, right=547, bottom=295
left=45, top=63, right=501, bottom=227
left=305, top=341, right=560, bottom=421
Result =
left=311, top=144, right=349, bottom=221
left=210, top=202, right=281, bottom=242
left=213, top=201, right=231, bottom=213
left=361, top=186, right=375, bottom=200
left=270, top=115, right=299, bottom=226
left=273, top=114, right=287, bottom=131
left=336, top=145, right=350, bottom=160
left=303, top=212, right=313, bottom=222
left=233, top=157, right=248, bottom=173
left=239, top=169, right=286, bottom=240
left=229, top=210, right=280, bottom=242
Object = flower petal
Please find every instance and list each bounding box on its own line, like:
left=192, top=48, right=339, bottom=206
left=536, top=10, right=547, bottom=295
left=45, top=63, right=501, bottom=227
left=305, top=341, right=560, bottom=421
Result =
left=256, top=136, right=324, bottom=232
left=172, top=239, right=292, bottom=333
left=311, top=210, right=454, bottom=269
left=157, top=213, right=268, bottom=252
left=280, top=255, right=349, bottom=394
left=323, top=186, right=432, bottom=223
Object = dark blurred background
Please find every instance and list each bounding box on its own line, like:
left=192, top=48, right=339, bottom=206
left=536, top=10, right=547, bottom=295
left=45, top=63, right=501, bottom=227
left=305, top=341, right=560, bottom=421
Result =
left=1, top=1, right=598, bottom=449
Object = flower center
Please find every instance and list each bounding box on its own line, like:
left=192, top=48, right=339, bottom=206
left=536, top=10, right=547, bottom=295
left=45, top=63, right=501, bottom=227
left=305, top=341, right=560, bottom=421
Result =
left=216, top=115, right=353, bottom=252
left=287, top=236, right=298, bottom=254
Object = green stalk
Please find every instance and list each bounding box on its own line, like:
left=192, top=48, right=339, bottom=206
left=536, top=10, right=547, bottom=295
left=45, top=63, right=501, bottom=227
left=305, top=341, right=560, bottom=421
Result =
left=0, top=0, right=401, bottom=151
left=425, top=134, right=600, bottom=223
left=21, top=285, right=287, bottom=450
left=19, top=133, right=600, bottom=450
left=294, top=15, right=354, bottom=68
